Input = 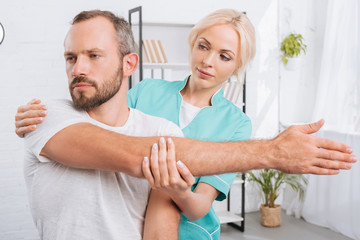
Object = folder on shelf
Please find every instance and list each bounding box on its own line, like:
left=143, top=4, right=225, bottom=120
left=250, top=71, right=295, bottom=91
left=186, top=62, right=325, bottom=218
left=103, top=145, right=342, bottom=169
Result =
left=224, top=80, right=242, bottom=105
left=163, top=68, right=172, bottom=80
left=142, top=39, right=168, bottom=63
left=156, top=40, right=168, bottom=63
left=143, top=40, right=156, bottom=63
left=152, top=68, right=162, bottom=79
left=151, top=40, right=162, bottom=63
left=141, top=42, right=150, bottom=63
left=143, top=68, right=152, bottom=79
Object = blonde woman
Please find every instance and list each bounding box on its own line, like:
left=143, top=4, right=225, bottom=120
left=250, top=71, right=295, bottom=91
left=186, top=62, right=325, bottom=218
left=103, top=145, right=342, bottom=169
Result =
left=16, top=9, right=255, bottom=239
left=130, top=9, right=255, bottom=239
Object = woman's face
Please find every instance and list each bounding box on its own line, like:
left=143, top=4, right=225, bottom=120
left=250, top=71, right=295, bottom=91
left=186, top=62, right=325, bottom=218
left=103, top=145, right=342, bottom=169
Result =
left=190, top=24, right=239, bottom=91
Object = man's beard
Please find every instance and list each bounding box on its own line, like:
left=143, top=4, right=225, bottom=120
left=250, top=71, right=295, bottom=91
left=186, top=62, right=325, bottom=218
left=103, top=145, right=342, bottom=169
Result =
left=69, top=67, right=123, bottom=111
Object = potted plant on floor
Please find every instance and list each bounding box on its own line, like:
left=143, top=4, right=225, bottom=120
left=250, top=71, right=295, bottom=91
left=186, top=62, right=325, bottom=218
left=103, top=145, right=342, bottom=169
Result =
left=280, top=33, right=307, bottom=70
left=247, top=169, right=308, bottom=227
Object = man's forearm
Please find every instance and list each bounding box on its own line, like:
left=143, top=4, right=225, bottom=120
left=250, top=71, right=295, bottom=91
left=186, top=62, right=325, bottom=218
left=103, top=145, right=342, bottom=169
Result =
left=42, top=123, right=155, bottom=177
left=42, top=121, right=356, bottom=178
left=174, top=138, right=268, bottom=175
left=42, top=122, right=268, bottom=177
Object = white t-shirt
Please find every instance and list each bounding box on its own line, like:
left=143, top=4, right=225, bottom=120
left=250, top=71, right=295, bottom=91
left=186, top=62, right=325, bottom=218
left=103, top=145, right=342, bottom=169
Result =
left=24, top=99, right=183, bottom=240
left=179, top=100, right=202, bottom=129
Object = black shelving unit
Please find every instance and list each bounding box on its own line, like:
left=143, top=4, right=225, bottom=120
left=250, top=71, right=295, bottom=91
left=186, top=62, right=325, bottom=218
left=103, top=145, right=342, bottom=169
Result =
left=227, top=73, right=246, bottom=232
left=128, top=6, right=143, bottom=89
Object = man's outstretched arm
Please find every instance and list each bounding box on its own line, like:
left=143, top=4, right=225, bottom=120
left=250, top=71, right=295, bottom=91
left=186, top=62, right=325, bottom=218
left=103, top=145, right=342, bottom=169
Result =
left=41, top=120, right=356, bottom=178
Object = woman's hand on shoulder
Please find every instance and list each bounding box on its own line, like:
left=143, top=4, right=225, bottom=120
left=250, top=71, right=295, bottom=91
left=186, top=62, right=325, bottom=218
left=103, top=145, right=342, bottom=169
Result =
left=15, top=98, right=47, bottom=138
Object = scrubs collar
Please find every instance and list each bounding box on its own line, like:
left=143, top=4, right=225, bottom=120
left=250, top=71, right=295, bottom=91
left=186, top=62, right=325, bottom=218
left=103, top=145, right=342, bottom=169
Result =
left=178, top=75, right=224, bottom=106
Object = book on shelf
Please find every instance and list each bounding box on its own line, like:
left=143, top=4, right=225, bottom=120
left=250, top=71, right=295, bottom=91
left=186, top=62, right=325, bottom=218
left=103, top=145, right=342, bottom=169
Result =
left=156, top=40, right=168, bottom=63
left=141, top=42, right=150, bottom=63
left=224, top=81, right=242, bottom=104
left=135, top=41, right=149, bottom=63
left=142, top=39, right=168, bottom=63
left=142, top=40, right=156, bottom=63
left=151, top=40, right=162, bottom=63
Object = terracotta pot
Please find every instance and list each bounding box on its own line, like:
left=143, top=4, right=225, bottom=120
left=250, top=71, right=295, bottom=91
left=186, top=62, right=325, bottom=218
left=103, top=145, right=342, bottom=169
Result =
left=260, top=204, right=282, bottom=227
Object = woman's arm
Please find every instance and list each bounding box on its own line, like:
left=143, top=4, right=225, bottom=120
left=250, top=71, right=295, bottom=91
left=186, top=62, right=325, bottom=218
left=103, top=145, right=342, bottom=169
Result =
left=170, top=182, right=219, bottom=221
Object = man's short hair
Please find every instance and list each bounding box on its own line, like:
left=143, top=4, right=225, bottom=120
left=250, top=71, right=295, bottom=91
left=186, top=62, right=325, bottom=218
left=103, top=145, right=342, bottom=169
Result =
left=72, top=10, right=135, bottom=58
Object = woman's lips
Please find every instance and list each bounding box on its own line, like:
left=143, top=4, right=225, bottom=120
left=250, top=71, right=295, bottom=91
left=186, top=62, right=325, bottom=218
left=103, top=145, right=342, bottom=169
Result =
left=197, top=68, right=214, bottom=79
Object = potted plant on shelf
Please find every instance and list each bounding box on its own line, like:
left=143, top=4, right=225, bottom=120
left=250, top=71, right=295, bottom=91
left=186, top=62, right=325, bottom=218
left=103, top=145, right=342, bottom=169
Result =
left=280, top=33, right=307, bottom=70
left=247, top=169, right=308, bottom=227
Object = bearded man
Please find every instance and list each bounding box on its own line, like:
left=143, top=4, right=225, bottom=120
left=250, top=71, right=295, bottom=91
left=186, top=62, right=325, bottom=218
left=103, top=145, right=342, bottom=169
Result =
left=24, top=10, right=183, bottom=240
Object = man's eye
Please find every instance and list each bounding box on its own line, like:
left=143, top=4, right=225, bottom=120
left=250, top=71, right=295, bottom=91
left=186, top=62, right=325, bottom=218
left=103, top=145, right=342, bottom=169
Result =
left=66, top=56, right=75, bottom=62
left=90, top=54, right=99, bottom=58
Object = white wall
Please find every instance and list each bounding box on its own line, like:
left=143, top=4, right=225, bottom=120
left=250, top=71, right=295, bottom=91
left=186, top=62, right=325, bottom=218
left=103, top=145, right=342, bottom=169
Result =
left=278, top=0, right=327, bottom=125
left=0, top=0, right=320, bottom=238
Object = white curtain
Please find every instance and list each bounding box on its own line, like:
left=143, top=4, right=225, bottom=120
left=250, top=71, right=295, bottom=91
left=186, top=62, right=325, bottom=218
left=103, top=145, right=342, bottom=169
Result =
left=311, top=0, right=360, bottom=133
left=302, top=130, right=360, bottom=240
left=304, top=1, right=360, bottom=239
left=282, top=1, right=360, bottom=239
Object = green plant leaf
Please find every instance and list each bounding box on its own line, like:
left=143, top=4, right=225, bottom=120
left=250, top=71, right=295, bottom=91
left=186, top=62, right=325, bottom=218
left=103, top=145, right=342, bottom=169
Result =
left=280, top=32, right=307, bottom=65
left=247, top=169, right=308, bottom=208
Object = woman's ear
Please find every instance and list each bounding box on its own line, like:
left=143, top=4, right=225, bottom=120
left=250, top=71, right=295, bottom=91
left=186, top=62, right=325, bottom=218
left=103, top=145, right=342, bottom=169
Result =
left=122, top=53, right=139, bottom=78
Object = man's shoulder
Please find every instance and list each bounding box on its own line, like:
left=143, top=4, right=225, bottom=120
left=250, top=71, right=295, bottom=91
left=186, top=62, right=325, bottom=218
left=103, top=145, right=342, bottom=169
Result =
left=42, top=98, right=87, bottom=121
left=130, top=108, right=183, bottom=137
left=44, top=98, right=78, bottom=112
left=24, top=98, right=89, bottom=162
left=25, top=98, right=89, bottom=142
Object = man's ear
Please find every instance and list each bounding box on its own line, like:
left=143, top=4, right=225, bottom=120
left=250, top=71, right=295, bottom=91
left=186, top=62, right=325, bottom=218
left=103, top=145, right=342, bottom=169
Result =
left=122, top=53, right=139, bottom=78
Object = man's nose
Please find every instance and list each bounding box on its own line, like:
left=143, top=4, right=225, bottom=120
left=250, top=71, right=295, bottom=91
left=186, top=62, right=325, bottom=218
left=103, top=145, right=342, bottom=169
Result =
left=72, top=56, right=90, bottom=76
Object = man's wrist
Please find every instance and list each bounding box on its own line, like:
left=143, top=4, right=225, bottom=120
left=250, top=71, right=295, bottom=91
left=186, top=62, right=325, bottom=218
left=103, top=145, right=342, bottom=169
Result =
left=261, top=139, right=278, bottom=170
left=241, top=139, right=274, bottom=171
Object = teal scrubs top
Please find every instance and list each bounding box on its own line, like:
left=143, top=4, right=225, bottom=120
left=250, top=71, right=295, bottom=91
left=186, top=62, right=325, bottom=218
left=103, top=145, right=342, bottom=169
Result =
left=127, top=77, right=252, bottom=240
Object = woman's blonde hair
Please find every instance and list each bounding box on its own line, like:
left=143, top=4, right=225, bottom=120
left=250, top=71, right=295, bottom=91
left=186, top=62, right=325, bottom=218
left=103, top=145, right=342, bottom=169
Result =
left=188, top=9, right=256, bottom=77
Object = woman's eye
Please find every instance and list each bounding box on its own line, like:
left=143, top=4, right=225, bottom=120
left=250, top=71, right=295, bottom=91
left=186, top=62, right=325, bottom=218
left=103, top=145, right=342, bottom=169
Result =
left=220, top=54, right=231, bottom=61
left=198, top=44, right=207, bottom=50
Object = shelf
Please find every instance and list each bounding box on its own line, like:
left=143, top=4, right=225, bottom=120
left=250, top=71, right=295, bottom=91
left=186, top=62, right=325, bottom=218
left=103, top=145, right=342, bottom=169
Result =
left=143, top=62, right=190, bottom=70
left=132, top=22, right=194, bottom=28
left=217, top=211, right=243, bottom=224
left=233, top=178, right=244, bottom=185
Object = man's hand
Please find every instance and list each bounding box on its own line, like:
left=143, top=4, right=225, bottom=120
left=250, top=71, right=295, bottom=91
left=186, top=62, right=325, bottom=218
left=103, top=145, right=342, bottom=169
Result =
left=15, top=98, right=47, bottom=138
left=267, top=119, right=357, bottom=175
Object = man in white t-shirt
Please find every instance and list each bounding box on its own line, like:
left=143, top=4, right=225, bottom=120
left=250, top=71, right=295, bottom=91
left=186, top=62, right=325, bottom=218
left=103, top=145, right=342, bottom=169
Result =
left=24, top=10, right=183, bottom=239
